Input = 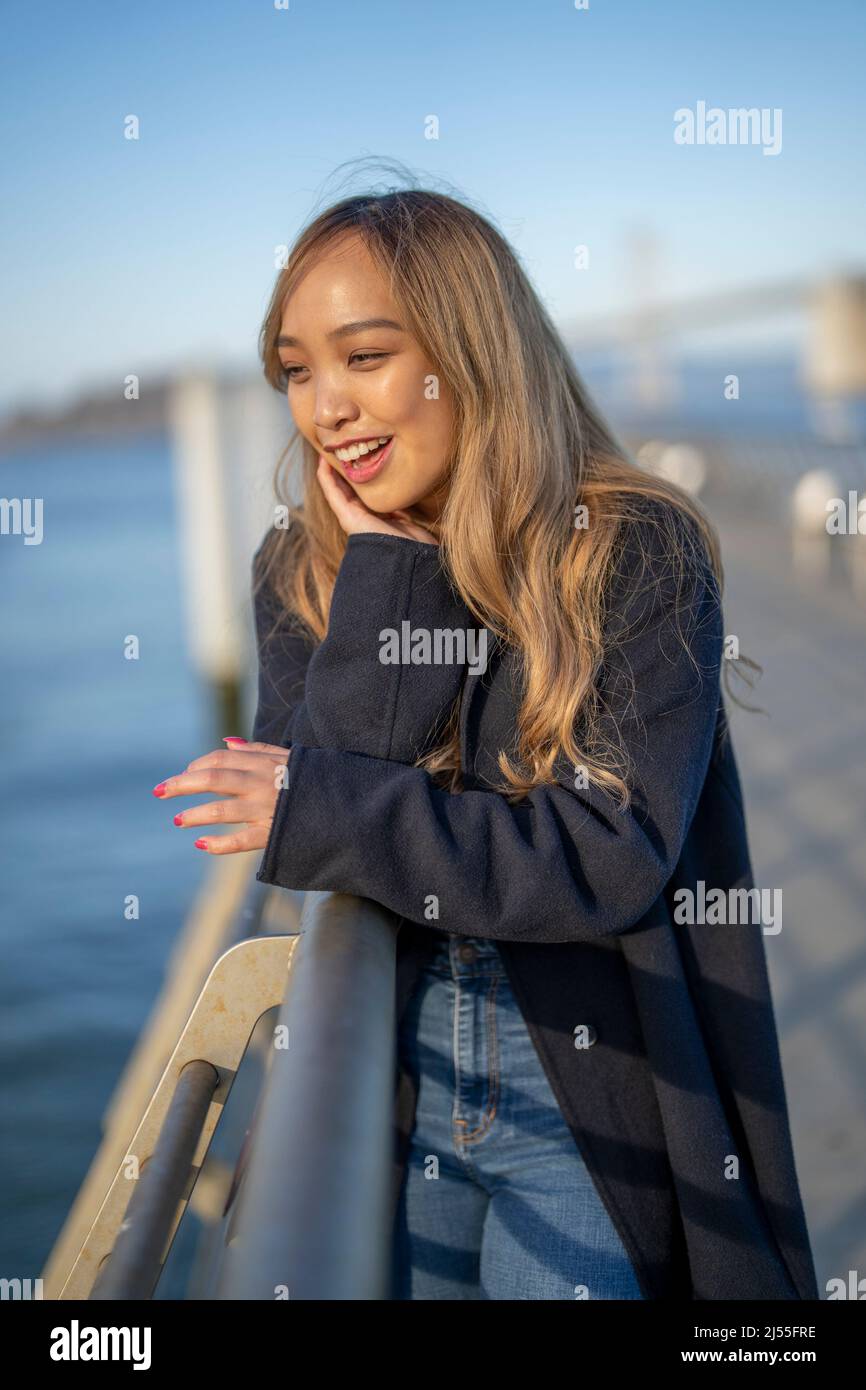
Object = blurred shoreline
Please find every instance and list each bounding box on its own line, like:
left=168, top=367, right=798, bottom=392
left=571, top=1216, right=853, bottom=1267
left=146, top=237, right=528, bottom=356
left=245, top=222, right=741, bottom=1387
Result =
left=0, top=380, right=171, bottom=455
left=5, top=351, right=864, bottom=458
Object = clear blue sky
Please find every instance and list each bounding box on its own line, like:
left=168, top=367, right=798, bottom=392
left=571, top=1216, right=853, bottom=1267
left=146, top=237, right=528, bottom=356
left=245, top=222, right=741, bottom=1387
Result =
left=1, top=0, right=863, bottom=414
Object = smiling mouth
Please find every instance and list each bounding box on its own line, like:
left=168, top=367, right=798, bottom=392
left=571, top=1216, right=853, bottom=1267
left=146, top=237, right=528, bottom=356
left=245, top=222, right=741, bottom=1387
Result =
left=333, top=435, right=391, bottom=463
left=340, top=436, right=395, bottom=480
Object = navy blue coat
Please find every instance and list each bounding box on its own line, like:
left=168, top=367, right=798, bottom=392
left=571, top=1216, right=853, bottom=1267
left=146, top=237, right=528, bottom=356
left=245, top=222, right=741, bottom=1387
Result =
left=252, top=502, right=819, bottom=1301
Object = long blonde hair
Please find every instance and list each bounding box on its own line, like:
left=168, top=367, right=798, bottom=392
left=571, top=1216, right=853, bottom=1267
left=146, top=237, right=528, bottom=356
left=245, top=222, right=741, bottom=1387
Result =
left=256, top=183, right=760, bottom=807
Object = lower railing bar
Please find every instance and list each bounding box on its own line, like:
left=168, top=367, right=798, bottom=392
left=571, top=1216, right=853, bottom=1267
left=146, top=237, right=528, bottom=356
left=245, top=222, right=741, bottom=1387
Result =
left=90, top=1059, right=220, bottom=1300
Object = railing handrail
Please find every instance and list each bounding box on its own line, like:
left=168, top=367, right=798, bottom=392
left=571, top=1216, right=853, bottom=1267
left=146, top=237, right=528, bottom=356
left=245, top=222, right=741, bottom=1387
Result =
left=216, top=890, right=400, bottom=1301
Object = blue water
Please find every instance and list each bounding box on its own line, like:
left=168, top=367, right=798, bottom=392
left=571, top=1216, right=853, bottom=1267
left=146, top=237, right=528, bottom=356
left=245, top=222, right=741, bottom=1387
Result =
left=0, top=430, right=212, bottom=1277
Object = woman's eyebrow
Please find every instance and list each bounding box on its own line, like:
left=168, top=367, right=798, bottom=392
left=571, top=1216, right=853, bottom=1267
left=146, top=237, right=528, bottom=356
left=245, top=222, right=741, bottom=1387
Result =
left=277, top=317, right=405, bottom=348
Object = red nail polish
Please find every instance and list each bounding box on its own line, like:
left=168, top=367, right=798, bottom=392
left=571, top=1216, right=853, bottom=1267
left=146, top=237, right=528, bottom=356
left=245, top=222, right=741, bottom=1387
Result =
left=153, top=782, right=167, bottom=797
left=223, top=736, right=248, bottom=745
left=194, top=838, right=208, bottom=850
left=174, top=814, right=184, bottom=826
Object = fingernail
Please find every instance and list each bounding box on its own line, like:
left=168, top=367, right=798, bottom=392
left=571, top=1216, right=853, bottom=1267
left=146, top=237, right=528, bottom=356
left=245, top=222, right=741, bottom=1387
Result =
left=174, top=813, right=184, bottom=826
left=194, top=838, right=208, bottom=850
left=153, top=782, right=167, bottom=797
left=223, top=736, right=248, bottom=745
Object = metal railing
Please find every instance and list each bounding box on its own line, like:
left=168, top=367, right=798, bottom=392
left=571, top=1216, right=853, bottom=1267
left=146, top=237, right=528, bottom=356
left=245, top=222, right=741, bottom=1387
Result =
left=216, top=890, right=399, bottom=1300
left=91, top=1060, right=220, bottom=1300
left=49, top=882, right=400, bottom=1300
left=41, top=855, right=298, bottom=1300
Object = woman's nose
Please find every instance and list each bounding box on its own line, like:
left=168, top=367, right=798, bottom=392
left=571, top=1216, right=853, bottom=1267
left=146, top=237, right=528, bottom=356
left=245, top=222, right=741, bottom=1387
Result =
left=314, top=392, right=358, bottom=434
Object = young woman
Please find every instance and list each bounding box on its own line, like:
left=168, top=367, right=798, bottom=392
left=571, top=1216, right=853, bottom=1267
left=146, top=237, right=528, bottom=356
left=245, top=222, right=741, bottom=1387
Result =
left=154, top=187, right=818, bottom=1301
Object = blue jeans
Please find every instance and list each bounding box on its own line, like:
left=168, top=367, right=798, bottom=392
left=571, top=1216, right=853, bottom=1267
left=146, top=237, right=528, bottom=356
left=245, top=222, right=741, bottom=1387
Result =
left=392, top=934, right=646, bottom=1300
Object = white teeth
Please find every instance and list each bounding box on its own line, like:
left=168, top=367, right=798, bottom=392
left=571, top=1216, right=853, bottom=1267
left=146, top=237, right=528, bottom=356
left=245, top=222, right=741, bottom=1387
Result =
left=335, top=436, right=391, bottom=463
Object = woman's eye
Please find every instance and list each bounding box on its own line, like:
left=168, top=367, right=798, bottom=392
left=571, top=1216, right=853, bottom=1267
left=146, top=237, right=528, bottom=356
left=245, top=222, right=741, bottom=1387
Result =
left=280, top=351, right=388, bottom=381
left=350, top=351, right=388, bottom=365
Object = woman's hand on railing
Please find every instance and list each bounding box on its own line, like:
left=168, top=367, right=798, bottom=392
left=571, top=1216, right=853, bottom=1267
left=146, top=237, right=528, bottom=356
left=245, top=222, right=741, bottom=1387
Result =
left=152, top=738, right=290, bottom=854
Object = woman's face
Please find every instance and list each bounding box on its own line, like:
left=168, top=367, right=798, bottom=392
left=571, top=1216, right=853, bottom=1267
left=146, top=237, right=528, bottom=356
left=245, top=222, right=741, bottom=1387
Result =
left=277, top=233, right=454, bottom=524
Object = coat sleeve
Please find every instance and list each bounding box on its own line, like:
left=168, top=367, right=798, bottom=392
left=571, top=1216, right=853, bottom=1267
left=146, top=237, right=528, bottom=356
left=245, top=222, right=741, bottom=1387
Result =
left=300, top=532, right=478, bottom=763
left=255, top=511, right=725, bottom=944
left=250, top=546, right=317, bottom=747
left=250, top=531, right=477, bottom=752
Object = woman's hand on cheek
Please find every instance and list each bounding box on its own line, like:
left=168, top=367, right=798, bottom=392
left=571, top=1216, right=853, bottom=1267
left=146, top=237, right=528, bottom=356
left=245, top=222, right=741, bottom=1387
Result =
left=316, top=454, right=437, bottom=544
left=152, top=740, right=290, bottom=854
